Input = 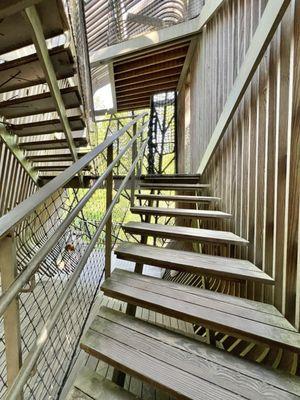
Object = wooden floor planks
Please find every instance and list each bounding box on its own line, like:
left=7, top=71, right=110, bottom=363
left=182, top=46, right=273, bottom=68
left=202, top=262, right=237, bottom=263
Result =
left=101, top=269, right=300, bottom=353
left=80, top=306, right=300, bottom=400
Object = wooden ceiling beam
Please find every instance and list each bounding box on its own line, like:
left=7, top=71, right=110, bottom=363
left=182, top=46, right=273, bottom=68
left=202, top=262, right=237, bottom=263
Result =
left=114, top=40, right=191, bottom=66
left=114, top=59, right=185, bottom=81
left=116, top=76, right=179, bottom=94
left=116, top=67, right=182, bottom=87
left=117, top=84, right=177, bottom=101
left=114, top=47, right=188, bottom=74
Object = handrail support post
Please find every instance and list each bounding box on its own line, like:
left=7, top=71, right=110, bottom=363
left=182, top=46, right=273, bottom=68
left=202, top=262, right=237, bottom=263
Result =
left=0, top=235, right=23, bottom=400
left=105, top=144, right=114, bottom=279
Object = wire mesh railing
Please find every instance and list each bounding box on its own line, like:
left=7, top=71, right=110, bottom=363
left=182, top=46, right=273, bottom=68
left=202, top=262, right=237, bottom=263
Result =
left=0, top=112, right=148, bottom=399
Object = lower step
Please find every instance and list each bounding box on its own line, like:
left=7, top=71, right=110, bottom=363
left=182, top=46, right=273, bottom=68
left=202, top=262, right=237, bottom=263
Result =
left=101, top=269, right=300, bottom=353
left=67, top=367, right=138, bottom=399
left=81, top=306, right=300, bottom=400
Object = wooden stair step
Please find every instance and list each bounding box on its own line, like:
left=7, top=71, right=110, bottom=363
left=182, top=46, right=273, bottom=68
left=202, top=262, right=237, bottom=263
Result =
left=0, top=0, right=67, bottom=55
left=19, top=138, right=87, bottom=151
left=27, top=151, right=88, bottom=162
left=141, top=174, right=201, bottom=184
left=136, top=194, right=220, bottom=202
left=81, top=306, right=300, bottom=400
left=12, top=116, right=85, bottom=137
left=0, top=86, right=81, bottom=119
left=131, top=206, right=232, bottom=219
left=101, top=269, right=300, bottom=353
left=139, top=183, right=210, bottom=190
left=0, top=46, right=74, bottom=94
left=35, top=165, right=90, bottom=172
left=123, top=222, right=248, bottom=246
left=67, top=367, right=139, bottom=400
left=115, top=243, right=273, bottom=284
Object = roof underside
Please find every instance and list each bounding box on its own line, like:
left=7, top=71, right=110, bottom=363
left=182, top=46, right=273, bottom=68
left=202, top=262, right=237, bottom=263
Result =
left=84, top=0, right=203, bottom=109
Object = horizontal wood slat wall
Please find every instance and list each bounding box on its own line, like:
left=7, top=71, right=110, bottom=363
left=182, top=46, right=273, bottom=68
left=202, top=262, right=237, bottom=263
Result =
left=186, top=0, right=300, bottom=329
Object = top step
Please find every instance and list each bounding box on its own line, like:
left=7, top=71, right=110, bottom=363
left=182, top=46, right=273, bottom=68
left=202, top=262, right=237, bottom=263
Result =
left=141, top=174, right=201, bottom=184
left=0, top=1, right=68, bottom=55
left=139, top=183, right=210, bottom=191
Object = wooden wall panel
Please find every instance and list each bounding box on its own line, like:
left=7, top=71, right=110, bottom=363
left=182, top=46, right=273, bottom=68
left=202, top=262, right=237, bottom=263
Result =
left=187, top=0, right=300, bottom=328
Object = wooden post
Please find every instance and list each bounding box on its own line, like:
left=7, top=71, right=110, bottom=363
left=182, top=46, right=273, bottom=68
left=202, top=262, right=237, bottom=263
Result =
left=130, top=124, right=137, bottom=208
left=0, top=234, right=23, bottom=399
left=105, top=145, right=113, bottom=279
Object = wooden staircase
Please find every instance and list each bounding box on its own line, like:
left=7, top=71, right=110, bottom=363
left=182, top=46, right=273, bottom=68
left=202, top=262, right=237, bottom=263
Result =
left=0, top=0, right=88, bottom=178
left=69, top=174, right=300, bottom=400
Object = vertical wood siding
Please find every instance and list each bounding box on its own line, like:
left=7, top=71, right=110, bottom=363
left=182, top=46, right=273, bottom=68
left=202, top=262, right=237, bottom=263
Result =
left=187, top=0, right=300, bottom=329
left=0, top=142, right=37, bottom=217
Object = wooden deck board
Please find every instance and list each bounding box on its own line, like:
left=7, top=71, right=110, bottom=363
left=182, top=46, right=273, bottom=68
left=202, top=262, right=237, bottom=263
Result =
left=131, top=206, right=232, bottom=219
left=114, top=243, right=274, bottom=284
left=81, top=306, right=300, bottom=400
left=101, top=269, right=300, bottom=353
left=123, top=222, right=248, bottom=246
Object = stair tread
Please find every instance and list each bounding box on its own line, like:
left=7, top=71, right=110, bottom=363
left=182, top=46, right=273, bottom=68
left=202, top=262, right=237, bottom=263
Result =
left=136, top=194, right=220, bottom=202
left=115, top=243, right=274, bottom=284
left=131, top=206, right=232, bottom=219
left=101, top=269, right=300, bottom=353
left=0, top=0, right=67, bottom=55
left=28, top=151, right=88, bottom=162
left=0, top=86, right=81, bottom=119
left=67, top=367, right=139, bottom=400
left=0, top=46, right=74, bottom=94
left=12, top=116, right=85, bottom=137
left=19, top=138, right=87, bottom=151
left=123, top=222, right=248, bottom=246
left=81, top=306, right=300, bottom=400
left=139, top=183, right=210, bottom=190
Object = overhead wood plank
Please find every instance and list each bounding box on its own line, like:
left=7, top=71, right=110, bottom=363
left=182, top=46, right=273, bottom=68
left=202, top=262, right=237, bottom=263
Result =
left=0, top=0, right=43, bottom=18
left=101, top=269, right=300, bottom=353
left=130, top=206, right=231, bottom=220
left=81, top=306, right=300, bottom=399
left=0, top=46, right=74, bottom=94
left=122, top=222, right=248, bottom=246
left=0, top=87, right=81, bottom=119
left=23, top=5, right=79, bottom=162
left=198, top=0, right=291, bottom=174
left=0, top=0, right=67, bottom=55
left=115, top=243, right=275, bottom=284
left=12, top=116, right=85, bottom=137
left=90, top=0, right=225, bottom=66
left=19, top=137, right=87, bottom=151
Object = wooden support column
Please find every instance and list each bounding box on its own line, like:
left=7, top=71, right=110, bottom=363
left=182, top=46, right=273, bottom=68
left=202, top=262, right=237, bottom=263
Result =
left=105, top=145, right=113, bottom=279
left=130, top=124, right=137, bottom=208
left=0, top=235, right=23, bottom=399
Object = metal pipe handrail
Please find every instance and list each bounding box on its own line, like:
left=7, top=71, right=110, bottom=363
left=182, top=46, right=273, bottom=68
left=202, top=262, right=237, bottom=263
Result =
left=0, top=112, right=147, bottom=240
left=4, top=138, right=148, bottom=400
left=0, top=122, right=148, bottom=319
